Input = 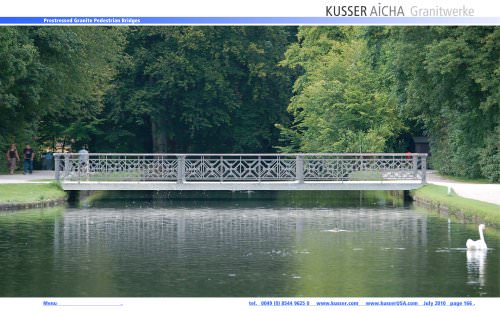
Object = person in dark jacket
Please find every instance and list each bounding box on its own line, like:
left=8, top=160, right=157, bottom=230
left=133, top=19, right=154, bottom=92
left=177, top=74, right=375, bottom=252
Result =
left=23, top=144, right=35, bottom=174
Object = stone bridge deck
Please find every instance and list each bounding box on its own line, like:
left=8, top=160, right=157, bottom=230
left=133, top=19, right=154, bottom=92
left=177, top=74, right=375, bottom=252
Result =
left=54, top=153, right=427, bottom=191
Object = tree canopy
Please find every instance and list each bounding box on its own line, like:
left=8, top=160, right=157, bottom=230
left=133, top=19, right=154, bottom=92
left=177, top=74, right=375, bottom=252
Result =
left=96, top=27, right=294, bottom=153
left=0, top=27, right=123, bottom=151
left=277, top=27, right=403, bottom=153
left=0, top=26, right=498, bottom=180
left=381, top=27, right=499, bottom=180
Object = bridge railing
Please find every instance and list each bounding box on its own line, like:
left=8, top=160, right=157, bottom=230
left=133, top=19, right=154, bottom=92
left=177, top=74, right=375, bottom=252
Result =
left=53, top=153, right=427, bottom=184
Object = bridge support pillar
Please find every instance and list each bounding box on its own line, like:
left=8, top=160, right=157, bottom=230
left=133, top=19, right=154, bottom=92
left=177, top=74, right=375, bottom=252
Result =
left=296, top=155, right=304, bottom=183
left=64, top=154, right=70, bottom=179
left=177, top=155, right=186, bottom=184
left=55, top=155, right=60, bottom=181
left=412, top=155, right=418, bottom=179
left=422, top=157, right=427, bottom=183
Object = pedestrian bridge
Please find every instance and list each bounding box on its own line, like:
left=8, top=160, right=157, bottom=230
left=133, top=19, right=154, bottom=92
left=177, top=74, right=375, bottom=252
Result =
left=54, top=153, right=427, bottom=191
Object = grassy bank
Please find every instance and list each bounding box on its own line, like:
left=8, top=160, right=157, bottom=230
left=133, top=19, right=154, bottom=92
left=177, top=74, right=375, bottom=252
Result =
left=0, top=205, right=65, bottom=222
left=411, top=184, right=500, bottom=228
left=0, top=183, right=67, bottom=206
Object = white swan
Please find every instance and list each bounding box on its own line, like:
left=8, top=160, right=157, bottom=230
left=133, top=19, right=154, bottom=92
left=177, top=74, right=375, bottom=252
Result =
left=466, top=224, right=487, bottom=250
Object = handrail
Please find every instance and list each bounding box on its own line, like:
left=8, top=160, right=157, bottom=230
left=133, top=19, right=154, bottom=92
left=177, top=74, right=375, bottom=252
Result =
left=54, top=153, right=428, bottom=184
left=54, top=153, right=428, bottom=157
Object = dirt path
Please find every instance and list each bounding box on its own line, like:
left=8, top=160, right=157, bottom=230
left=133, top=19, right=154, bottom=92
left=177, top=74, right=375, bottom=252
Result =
left=0, top=170, right=54, bottom=183
left=427, top=171, right=500, bottom=206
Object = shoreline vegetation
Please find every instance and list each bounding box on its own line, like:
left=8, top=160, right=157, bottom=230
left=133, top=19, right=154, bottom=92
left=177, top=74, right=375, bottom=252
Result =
left=0, top=183, right=67, bottom=210
left=411, top=184, right=500, bottom=229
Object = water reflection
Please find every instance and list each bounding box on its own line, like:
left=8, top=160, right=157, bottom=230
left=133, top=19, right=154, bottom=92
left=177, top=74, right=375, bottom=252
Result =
left=0, top=194, right=499, bottom=297
left=49, top=207, right=432, bottom=296
left=466, top=249, right=487, bottom=287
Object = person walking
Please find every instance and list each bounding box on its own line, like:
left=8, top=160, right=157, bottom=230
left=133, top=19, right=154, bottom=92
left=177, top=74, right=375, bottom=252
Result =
left=23, top=144, right=35, bottom=174
left=5, top=144, right=20, bottom=175
left=78, top=145, right=90, bottom=179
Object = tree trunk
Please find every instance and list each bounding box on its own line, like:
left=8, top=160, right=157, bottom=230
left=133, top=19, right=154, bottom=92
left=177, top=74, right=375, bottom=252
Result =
left=151, top=117, right=168, bottom=153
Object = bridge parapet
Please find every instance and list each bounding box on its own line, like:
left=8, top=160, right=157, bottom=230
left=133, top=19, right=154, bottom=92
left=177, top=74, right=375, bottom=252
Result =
left=54, top=153, right=427, bottom=189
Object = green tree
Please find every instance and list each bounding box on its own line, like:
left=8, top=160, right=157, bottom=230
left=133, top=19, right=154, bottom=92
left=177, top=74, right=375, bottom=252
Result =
left=0, top=27, right=123, bottom=162
left=384, top=27, right=499, bottom=179
left=277, top=27, right=403, bottom=153
left=34, top=27, right=124, bottom=150
left=0, top=28, right=40, bottom=152
left=97, top=27, right=293, bottom=153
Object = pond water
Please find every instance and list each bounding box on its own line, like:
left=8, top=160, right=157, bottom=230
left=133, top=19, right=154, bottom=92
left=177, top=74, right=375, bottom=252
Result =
left=0, top=191, right=498, bottom=297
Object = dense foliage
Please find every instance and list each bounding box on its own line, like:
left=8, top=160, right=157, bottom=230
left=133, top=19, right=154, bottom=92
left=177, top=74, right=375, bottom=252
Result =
left=383, top=27, right=499, bottom=180
left=277, top=27, right=403, bottom=153
left=277, top=26, right=498, bottom=180
left=0, top=27, right=123, bottom=152
left=95, top=27, right=294, bottom=152
left=0, top=26, right=498, bottom=180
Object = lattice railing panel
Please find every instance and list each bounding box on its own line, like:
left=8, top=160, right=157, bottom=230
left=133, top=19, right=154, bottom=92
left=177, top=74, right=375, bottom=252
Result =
left=54, top=153, right=427, bottom=183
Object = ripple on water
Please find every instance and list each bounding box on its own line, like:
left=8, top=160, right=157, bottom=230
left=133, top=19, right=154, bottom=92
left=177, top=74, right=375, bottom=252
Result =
left=435, top=248, right=469, bottom=253
left=322, top=228, right=351, bottom=233
left=296, top=250, right=311, bottom=254
left=0, top=203, right=498, bottom=297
